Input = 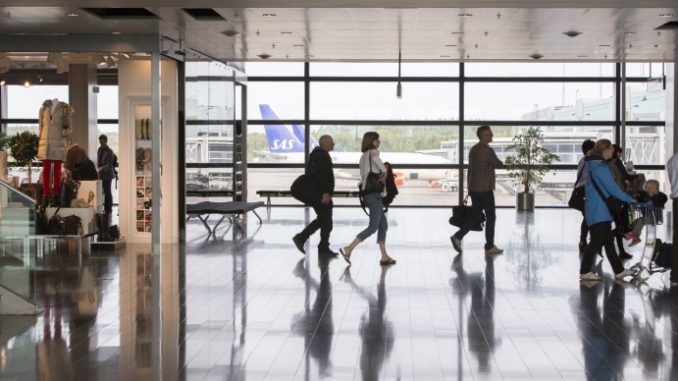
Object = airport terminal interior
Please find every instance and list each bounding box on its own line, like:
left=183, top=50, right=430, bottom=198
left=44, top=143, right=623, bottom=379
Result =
left=1, top=2, right=678, bottom=380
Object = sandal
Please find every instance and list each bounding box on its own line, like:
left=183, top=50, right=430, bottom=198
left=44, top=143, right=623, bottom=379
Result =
left=379, top=258, right=397, bottom=266
left=339, top=248, right=351, bottom=265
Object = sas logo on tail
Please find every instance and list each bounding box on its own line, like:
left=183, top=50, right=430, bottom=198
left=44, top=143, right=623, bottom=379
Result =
left=271, top=139, right=297, bottom=151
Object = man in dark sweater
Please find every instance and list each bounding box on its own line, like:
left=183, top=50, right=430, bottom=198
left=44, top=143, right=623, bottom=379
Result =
left=97, top=134, right=115, bottom=214
left=293, top=135, right=338, bottom=257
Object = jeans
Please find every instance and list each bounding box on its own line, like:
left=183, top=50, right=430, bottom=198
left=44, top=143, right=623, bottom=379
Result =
left=357, top=193, right=388, bottom=243
left=102, top=178, right=113, bottom=214
left=298, top=201, right=333, bottom=251
left=454, top=191, right=496, bottom=250
left=580, top=221, right=624, bottom=275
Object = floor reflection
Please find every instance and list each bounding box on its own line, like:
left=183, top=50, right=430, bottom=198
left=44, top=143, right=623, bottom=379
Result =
left=342, top=265, right=394, bottom=381
left=291, top=257, right=334, bottom=378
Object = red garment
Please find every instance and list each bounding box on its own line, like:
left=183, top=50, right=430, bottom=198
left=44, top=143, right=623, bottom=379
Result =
left=42, top=160, right=62, bottom=197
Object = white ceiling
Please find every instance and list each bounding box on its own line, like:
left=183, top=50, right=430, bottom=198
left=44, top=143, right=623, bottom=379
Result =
left=0, top=6, right=677, bottom=62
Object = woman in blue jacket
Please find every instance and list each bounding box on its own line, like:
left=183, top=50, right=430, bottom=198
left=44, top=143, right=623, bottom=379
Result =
left=580, top=139, right=636, bottom=281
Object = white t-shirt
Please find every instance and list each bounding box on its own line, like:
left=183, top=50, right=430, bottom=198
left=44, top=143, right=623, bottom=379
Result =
left=359, top=148, right=386, bottom=192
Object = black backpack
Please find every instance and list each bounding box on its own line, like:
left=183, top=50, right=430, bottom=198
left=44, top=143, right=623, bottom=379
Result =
left=112, top=153, right=119, bottom=178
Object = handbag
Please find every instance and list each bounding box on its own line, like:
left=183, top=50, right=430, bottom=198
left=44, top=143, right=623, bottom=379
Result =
left=361, top=151, right=384, bottom=195
left=589, top=175, right=623, bottom=214
left=568, top=163, right=586, bottom=212
left=449, top=194, right=485, bottom=231
left=48, top=207, right=83, bottom=236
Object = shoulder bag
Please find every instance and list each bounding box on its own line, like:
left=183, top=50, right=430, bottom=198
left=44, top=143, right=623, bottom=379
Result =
left=361, top=150, right=384, bottom=195
left=449, top=194, right=485, bottom=231
left=567, top=163, right=586, bottom=212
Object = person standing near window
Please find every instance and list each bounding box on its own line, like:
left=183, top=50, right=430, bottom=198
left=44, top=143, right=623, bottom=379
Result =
left=97, top=134, right=115, bottom=214
left=451, top=125, right=504, bottom=255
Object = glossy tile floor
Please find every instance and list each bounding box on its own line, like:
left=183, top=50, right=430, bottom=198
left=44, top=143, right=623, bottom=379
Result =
left=2, top=207, right=678, bottom=380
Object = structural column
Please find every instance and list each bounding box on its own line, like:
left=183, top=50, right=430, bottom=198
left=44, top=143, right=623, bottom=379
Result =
left=68, top=64, right=98, bottom=158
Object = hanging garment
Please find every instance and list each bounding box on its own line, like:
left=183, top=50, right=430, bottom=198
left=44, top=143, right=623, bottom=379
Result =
left=37, top=99, right=73, bottom=161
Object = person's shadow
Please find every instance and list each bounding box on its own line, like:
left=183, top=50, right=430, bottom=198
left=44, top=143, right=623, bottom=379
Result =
left=574, top=282, right=630, bottom=381
left=450, top=253, right=500, bottom=373
left=291, top=257, right=335, bottom=377
left=342, top=266, right=394, bottom=380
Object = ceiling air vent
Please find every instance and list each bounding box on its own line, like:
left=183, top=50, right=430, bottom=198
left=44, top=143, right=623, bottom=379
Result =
left=81, top=8, right=159, bottom=19
left=656, top=21, right=678, bottom=30
left=182, top=8, right=225, bottom=21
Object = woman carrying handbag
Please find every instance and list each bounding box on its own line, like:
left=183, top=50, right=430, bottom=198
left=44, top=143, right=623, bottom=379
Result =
left=340, top=131, right=397, bottom=266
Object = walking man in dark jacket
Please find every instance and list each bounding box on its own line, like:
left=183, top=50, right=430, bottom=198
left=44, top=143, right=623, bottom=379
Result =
left=451, top=125, right=504, bottom=255
left=293, top=135, right=338, bottom=257
left=97, top=134, right=115, bottom=214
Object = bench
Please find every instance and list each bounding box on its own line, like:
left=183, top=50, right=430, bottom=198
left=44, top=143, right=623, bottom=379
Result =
left=256, top=190, right=361, bottom=214
left=186, top=201, right=264, bottom=237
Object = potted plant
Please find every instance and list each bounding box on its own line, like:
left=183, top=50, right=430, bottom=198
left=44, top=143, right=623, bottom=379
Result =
left=504, top=127, right=560, bottom=211
left=8, top=131, right=39, bottom=184
left=0, top=132, right=9, bottom=181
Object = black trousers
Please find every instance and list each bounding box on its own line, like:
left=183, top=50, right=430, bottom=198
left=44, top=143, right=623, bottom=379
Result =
left=580, top=221, right=624, bottom=275
left=298, top=201, right=333, bottom=251
left=580, top=211, right=589, bottom=243
left=102, top=178, right=113, bottom=214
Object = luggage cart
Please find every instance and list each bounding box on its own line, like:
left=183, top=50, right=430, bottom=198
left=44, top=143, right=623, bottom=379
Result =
left=627, top=203, right=667, bottom=281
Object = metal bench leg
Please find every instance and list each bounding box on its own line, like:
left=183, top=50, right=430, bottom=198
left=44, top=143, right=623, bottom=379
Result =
left=197, top=215, right=214, bottom=236
left=212, top=215, right=228, bottom=233
left=266, top=196, right=272, bottom=218
left=252, top=210, right=263, bottom=224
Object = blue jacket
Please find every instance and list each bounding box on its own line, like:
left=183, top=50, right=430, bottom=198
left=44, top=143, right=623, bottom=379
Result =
left=584, top=156, right=635, bottom=227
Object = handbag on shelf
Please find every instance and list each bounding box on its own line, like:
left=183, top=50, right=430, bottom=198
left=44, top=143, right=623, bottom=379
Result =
left=449, top=194, right=485, bottom=231
left=48, top=207, right=83, bottom=236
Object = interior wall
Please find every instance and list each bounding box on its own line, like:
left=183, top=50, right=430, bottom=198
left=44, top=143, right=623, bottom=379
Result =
left=117, top=58, right=179, bottom=243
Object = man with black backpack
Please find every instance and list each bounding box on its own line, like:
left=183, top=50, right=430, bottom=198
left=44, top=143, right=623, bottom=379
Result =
left=292, top=135, right=338, bottom=257
left=97, top=134, right=115, bottom=215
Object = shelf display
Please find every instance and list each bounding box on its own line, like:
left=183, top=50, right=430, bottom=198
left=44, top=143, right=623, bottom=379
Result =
left=134, top=106, right=153, bottom=234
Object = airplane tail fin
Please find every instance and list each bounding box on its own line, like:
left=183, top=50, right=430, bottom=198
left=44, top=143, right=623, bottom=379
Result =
left=291, top=124, right=318, bottom=150
left=259, top=104, right=305, bottom=153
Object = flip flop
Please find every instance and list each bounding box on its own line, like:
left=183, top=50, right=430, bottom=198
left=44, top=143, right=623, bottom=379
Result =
left=339, top=248, right=351, bottom=265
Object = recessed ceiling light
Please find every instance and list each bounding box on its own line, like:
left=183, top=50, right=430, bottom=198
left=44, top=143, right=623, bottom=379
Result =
left=563, top=30, right=582, bottom=38
left=440, top=55, right=451, bottom=58
left=257, top=53, right=272, bottom=59
left=529, top=53, right=544, bottom=60
left=450, top=31, right=464, bottom=35
left=262, top=13, right=276, bottom=17
left=599, top=44, right=611, bottom=47
left=659, top=13, right=673, bottom=18
left=293, top=44, right=305, bottom=47
left=222, top=30, right=239, bottom=37
left=305, top=54, right=314, bottom=58
left=577, top=55, right=588, bottom=58
left=445, top=44, right=457, bottom=47
left=625, top=31, right=637, bottom=35
left=654, top=44, right=659, bottom=48
left=458, top=13, right=473, bottom=17
left=67, top=12, right=79, bottom=17
left=280, top=31, right=293, bottom=35
left=0, top=80, right=5, bottom=86
left=112, top=31, right=122, bottom=35
left=23, top=80, right=31, bottom=88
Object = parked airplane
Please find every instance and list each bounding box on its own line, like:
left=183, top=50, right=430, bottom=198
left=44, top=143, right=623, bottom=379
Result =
left=258, top=104, right=455, bottom=180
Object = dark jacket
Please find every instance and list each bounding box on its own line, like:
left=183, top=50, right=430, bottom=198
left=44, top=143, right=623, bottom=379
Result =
left=467, top=142, right=503, bottom=192
left=97, top=145, right=115, bottom=181
left=71, top=159, right=99, bottom=181
left=307, top=147, right=334, bottom=195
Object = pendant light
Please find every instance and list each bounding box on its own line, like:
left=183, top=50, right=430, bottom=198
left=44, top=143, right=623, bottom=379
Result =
left=396, top=51, right=402, bottom=99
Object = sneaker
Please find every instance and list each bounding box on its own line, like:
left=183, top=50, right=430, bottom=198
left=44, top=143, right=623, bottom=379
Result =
left=615, top=269, right=634, bottom=279
left=451, top=236, right=462, bottom=253
left=319, top=248, right=339, bottom=257
left=580, top=272, right=602, bottom=281
left=619, top=252, right=633, bottom=260
left=292, top=235, right=306, bottom=254
left=485, top=245, right=504, bottom=255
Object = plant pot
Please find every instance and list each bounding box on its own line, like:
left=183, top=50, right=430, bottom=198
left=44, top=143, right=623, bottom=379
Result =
left=0, top=151, right=7, bottom=181
left=516, top=192, right=535, bottom=211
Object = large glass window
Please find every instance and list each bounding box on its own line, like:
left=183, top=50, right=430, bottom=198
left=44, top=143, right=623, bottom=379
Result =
left=311, top=82, right=458, bottom=120
left=7, top=85, right=69, bottom=119
left=247, top=82, right=304, bottom=120
left=466, top=63, right=615, bottom=77
left=465, top=82, right=614, bottom=121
